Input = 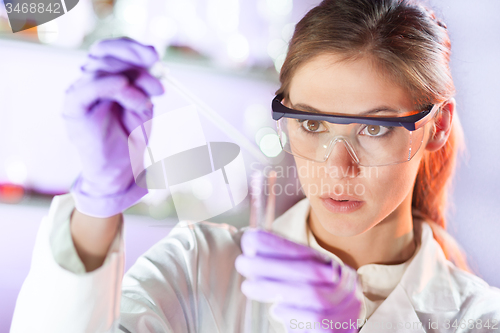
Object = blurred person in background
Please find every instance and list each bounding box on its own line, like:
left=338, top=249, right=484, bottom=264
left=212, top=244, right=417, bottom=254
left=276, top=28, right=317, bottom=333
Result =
left=10, top=0, right=500, bottom=332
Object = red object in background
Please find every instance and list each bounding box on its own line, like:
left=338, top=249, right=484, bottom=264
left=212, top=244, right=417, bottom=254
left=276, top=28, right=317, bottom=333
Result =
left=0, top=183, right=25, bottom=204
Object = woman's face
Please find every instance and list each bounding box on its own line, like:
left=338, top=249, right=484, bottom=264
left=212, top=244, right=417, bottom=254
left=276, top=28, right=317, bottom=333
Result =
left=286, top=53, right=431, bottom=238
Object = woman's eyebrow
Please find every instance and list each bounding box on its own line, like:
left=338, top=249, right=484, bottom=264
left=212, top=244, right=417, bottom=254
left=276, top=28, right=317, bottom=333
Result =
left=292, top=103, right=402, bottom=115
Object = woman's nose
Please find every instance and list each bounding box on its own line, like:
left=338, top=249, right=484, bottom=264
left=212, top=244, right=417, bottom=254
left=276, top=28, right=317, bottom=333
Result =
left=324, top=139, right=360, bottom=178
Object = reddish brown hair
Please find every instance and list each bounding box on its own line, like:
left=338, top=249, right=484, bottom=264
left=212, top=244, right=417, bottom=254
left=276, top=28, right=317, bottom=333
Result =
left=278, top=0, right=470, bottom=271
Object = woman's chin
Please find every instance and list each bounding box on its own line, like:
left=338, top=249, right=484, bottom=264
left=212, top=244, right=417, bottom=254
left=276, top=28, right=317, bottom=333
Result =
left=321, top=220, right=368, bottom=238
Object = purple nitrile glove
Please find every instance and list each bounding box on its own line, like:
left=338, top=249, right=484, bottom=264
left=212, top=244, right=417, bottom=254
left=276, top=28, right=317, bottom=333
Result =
left=62, top=37, right=165, bottom=218
left=235, top=229, right=362, bottom=333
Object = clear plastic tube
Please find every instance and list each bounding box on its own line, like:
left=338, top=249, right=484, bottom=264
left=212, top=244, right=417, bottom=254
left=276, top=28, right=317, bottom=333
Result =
left=245, top=170, right=277, bottom=333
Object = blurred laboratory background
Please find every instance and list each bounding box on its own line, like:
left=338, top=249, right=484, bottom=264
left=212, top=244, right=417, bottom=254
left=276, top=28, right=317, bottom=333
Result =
left=1, top=0, right=499, bottom=331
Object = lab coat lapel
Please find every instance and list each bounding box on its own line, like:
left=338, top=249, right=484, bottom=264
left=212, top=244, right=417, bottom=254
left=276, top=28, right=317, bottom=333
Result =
left=359, top=284, right=426, bottom=333
left=360, top=221, right=460, bottom=332
left=400, top=222, right=460, bottom=313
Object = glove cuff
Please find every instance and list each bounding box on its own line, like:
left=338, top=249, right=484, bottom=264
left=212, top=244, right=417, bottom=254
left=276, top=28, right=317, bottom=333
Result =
left=71, top=175, right=148, bottom=218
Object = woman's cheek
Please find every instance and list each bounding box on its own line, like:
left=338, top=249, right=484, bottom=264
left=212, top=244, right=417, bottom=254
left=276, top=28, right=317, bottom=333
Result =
left=293, top=159, right=320, bottom=196
left=373, top=164, right=417, bottom=211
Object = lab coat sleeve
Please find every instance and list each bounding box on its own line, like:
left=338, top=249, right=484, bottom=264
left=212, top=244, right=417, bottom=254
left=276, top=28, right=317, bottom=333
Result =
left=12, top=193, right=249, bottom=333
left=117, top=221, right=248, bottom=333
left=11, top=193, right=125, bottom=333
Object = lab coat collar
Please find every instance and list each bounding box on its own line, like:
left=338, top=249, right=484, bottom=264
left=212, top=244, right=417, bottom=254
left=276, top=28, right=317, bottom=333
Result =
left=271, top=198, right=461, bottom=327
left=397, top=219, right=461, bottom=313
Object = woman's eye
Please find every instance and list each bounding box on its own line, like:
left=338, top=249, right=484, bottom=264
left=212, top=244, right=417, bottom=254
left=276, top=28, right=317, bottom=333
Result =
left=360, top=125, right=391, bottom=137
left=300, top=120, right=324, bottom=132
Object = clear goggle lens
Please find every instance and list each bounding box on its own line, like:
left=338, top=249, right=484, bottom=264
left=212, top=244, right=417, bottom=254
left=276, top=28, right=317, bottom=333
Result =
left=276, top=117, right=426, bottom=167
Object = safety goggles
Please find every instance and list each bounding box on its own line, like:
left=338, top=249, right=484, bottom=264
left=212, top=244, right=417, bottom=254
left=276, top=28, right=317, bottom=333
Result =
left=271, top=94, right=441, bottom=167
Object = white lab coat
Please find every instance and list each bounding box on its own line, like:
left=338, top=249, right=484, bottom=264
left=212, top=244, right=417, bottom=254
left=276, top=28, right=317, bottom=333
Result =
left=11, top=193, right=500, bottom=333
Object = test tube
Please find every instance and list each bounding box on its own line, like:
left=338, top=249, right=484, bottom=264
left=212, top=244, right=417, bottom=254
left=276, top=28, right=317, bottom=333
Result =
left=245, top=170, right=277, bottom=333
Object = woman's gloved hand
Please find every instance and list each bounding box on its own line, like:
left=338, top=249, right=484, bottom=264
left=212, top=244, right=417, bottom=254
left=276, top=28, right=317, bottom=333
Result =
left=235, top=229, right=362, bottom=333
left=63, top=37, right=165, bottom=218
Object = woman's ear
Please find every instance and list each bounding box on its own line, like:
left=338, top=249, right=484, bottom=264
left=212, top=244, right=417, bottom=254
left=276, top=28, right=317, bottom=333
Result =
left=425, top=98, right=455, bottom=152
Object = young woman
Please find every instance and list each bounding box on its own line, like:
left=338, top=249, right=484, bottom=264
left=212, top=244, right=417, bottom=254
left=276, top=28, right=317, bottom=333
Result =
left=12, top=0, right=500, bottom=332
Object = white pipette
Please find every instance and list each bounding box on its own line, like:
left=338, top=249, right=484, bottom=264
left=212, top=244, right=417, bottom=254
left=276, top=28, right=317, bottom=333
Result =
left=151, top=62, right=269, bottom=166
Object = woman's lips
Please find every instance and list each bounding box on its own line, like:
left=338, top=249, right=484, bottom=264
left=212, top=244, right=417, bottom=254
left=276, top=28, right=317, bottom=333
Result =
left=320, top=197, right=364, bottom=214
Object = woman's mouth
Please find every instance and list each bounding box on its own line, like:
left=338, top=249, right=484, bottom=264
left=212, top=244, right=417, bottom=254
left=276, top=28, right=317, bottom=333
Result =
left=319, top=195, right=364, bottom=214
